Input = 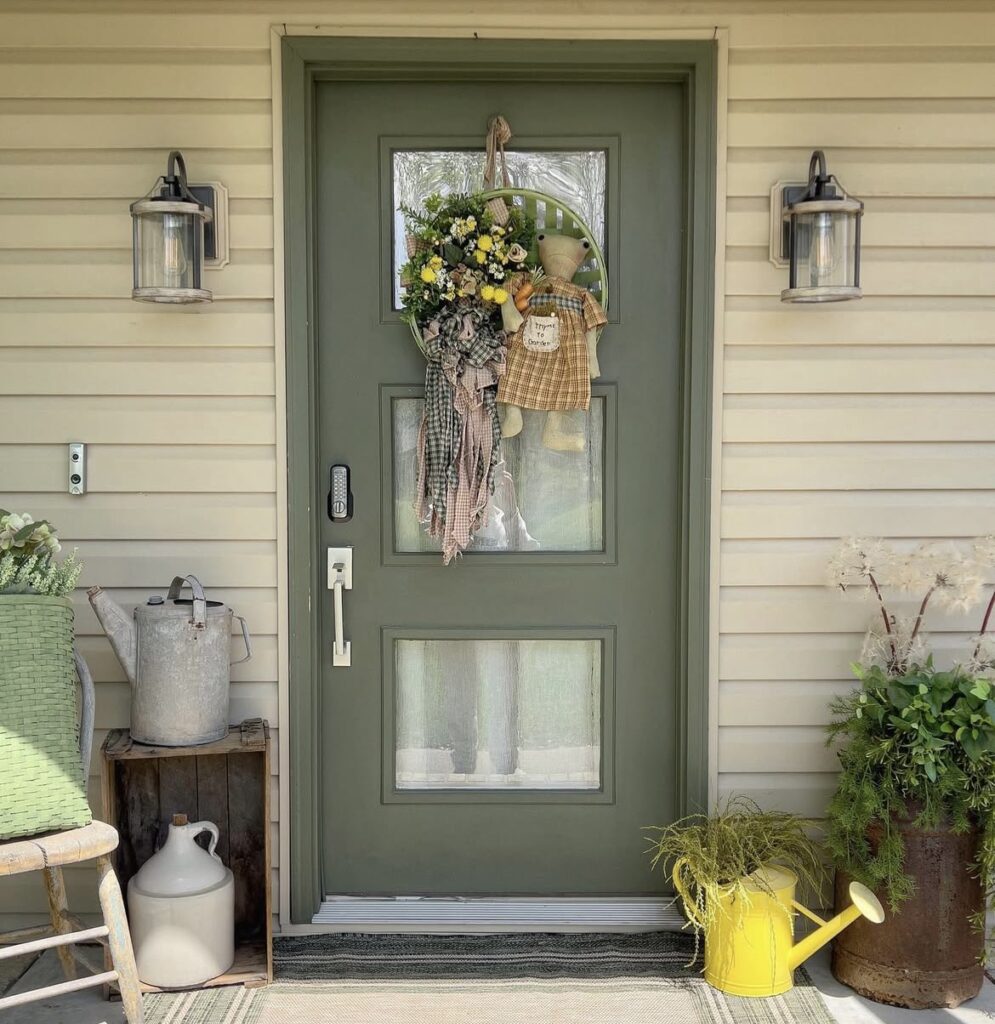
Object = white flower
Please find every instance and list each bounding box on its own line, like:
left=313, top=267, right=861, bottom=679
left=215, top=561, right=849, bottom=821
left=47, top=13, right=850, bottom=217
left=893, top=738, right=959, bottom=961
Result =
left=827, top=537, right=893, bottom=595
left=973, top=535, right=995, bottom=567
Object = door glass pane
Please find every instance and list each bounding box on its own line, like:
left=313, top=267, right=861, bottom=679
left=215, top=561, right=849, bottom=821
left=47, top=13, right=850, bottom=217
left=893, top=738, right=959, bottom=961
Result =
left=395, top=639, right=601, bottom=790
left=393, top=148, right=607, bottom=308
left=393, top=396, right=604, bottom=553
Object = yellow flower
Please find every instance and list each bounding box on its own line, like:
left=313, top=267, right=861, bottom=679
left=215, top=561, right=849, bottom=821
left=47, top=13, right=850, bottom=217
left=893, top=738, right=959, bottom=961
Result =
left=474, top=249, right=487, bottom=265
left=493, top=288, right=509, bottom=304
left=420, top=266, right=437, bottom=283
left=480, top=284, right=496, bottom=301
left=477, top=234, right=493, bottom=252
left=466, top=216, right=476, bottom=226
left=429, top=255, right=443, bottom=269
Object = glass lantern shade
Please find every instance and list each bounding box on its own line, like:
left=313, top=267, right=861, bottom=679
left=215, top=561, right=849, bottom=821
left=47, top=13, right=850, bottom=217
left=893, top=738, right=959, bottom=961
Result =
left=131, top=152, right=212, bottom=304
left=781, top=152, right=863, bottom=303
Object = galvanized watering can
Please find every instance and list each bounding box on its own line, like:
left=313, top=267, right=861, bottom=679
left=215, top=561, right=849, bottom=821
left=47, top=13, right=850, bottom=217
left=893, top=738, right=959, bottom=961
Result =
left=88, top=576, right=251, bottom=747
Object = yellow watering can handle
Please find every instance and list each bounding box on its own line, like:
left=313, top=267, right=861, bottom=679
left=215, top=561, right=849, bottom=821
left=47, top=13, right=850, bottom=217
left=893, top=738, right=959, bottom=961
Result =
left=671, top=858, right=707, bottom=931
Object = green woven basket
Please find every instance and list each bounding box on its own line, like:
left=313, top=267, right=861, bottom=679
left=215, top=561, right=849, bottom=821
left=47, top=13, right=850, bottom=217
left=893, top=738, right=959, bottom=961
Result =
left=0, top=594, right=92, bottom=840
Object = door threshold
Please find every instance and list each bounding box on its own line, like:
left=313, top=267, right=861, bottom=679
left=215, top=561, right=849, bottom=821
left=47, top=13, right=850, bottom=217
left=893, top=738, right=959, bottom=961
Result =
left=312, top=896, right=684, bottom=932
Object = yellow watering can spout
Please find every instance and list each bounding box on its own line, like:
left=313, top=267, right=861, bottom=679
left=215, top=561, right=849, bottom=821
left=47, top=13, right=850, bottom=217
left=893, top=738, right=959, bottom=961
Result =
left=788, top=882, right=885, bottom=971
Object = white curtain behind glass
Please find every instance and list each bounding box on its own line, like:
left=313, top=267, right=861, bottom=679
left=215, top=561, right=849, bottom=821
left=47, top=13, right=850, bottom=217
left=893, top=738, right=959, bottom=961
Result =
left=395, top=639, right=601, bottom=790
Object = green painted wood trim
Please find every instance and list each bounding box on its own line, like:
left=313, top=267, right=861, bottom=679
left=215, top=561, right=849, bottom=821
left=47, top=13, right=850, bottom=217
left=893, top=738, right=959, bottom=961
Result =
left=281, top=34, right=717, bottom=922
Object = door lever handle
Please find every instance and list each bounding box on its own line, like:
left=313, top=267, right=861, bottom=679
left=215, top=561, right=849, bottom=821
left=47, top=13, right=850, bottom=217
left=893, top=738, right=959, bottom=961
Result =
left=327, top=548, right=353, bottom=667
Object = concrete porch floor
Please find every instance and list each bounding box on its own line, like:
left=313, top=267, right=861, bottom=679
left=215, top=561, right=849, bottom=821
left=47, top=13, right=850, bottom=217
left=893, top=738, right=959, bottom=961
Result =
left=2, top=946, right=994, bottom=1024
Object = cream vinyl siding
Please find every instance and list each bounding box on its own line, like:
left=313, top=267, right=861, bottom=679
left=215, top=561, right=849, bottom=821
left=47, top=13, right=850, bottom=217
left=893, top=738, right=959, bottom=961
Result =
left=0, top=0, right=993, bottom=921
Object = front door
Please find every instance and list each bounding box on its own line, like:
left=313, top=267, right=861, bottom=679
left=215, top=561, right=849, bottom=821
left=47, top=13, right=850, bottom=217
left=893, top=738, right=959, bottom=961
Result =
left=315, top=72, right=687, bottom=900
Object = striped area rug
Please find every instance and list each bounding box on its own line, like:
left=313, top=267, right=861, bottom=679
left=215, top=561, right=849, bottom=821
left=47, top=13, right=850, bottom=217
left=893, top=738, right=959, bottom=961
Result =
left=143, top=933, right=837, bottom=1024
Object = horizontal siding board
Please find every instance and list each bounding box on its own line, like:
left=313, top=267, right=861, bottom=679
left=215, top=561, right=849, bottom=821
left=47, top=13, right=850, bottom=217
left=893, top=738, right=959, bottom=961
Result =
left=724, top=346, right=995, bottom=394
left=721, top=587, right=983, bottom=634
left=719, top=680, right=850, bottom=726
left=722, top=491, right=995, bottom=538
left=4, top=493, right=276, bottom=540
left=727, top=248, right=995, bottom=298
left=719, top=726, right=838, bottom=773
left=0, top=100, right=271, bottom=149
left=729, top=52, right=995, bottom=101
left=73, top=539, right=277, bottom=588
left=720, top=633, right=973, bottom=681
left=0, top=50, right=271, bottom=100
left=724, top=395, right=995, bottom=442
left=727, top=148, right=995, bottom=199
left=0, top=149, right=273, bottom=200
left=728, top=102, right=995, bottom=149
left=0, top=251, right=274, bottom=300
left=1, top=347, right=275, bottom=395
left=722, top=443, right=995, bottom=490
left=0, top=201, right=273, bottom=251
left=0, top=396, right=275, bottom=443
left=717, top=772, right=839, bottom=818
left=0, top=305, right=275, bottom=347
left=725, top=302, right=995, bottom=345
left=1, top=445, right=276, bottom=493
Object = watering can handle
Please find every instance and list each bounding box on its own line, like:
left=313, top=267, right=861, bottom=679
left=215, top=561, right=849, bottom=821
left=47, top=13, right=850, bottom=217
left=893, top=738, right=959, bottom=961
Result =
left=191, top=820, right=221, bottom=861
left=232, top=615, right=252, bottom=665
left=671, top=858, right=708, bottom=931
left=166, top=575, right=207, bottom=628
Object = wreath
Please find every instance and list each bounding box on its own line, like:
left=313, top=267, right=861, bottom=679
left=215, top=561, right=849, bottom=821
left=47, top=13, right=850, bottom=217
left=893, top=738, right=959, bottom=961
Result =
left=399, top=189, right=608, bottom=351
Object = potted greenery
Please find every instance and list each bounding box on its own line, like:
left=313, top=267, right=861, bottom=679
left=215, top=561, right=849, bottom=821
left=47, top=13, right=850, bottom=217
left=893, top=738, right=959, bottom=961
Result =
left=0, top=511, right=89, bottom=841
left=825, top=537, right=995, bottom=1008
left=645, top=798, right=847, bottom=996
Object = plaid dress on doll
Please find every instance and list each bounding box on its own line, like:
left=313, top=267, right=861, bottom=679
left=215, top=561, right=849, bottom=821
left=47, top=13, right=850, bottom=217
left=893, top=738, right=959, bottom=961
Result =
left=497, top=278, right=608, bottom=412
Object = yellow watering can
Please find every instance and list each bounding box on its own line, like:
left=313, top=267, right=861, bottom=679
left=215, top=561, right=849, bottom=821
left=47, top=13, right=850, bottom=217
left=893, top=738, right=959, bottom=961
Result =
left=674, top=863, right=885, bottom=998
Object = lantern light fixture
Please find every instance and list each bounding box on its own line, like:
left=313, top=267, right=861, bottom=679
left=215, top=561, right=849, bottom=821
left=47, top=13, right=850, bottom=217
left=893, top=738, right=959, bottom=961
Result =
left=131, top=150, right=214, bottom=304
left=780, top=150, right=863, bottom=304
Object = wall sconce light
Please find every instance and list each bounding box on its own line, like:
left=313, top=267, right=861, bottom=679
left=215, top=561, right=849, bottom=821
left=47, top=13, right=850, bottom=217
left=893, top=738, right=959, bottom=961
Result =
left=776, top=150, right=864, bottom=304
left=131, top=151, right=228, bottom=304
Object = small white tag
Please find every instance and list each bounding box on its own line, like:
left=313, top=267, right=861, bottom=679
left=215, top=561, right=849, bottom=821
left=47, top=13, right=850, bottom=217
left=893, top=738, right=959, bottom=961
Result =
left=522, top=314, right=560, bottom=352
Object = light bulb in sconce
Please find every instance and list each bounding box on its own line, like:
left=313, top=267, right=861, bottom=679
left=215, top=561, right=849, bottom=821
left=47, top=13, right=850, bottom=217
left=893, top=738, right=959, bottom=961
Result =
left=808, top=211, right=839, bottom=286
left=161, top=213, right=189, bottom=285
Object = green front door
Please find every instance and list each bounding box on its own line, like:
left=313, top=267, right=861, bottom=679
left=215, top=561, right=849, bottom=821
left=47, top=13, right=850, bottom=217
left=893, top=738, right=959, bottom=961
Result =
left=315, top=74, right=688, bottom=897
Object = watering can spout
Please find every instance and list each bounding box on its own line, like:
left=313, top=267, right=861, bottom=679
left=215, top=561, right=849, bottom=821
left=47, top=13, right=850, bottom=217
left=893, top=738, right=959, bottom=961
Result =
left=788, top=882, right=885, bottom=971
left=87, top=586, right=137, bottom=686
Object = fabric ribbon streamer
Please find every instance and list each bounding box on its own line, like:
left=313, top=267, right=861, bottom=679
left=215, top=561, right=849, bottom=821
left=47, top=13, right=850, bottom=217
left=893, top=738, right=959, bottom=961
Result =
left=483, top=114, right=512, bottom=190
left=415, top=307, right=506, bottom=563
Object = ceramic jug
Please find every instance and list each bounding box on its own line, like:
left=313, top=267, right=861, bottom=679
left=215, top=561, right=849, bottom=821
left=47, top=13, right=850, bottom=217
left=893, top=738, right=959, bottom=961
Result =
left=128, top=814, right=235, bottom=988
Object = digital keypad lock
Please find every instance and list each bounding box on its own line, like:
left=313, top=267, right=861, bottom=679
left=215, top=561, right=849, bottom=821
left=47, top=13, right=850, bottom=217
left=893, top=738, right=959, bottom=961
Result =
left=328, top=464, right=353, bottom=522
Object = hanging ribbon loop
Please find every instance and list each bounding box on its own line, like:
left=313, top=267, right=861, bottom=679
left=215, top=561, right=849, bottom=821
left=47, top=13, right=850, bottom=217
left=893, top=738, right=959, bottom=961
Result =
left=483, top=114, right=512, bottom=190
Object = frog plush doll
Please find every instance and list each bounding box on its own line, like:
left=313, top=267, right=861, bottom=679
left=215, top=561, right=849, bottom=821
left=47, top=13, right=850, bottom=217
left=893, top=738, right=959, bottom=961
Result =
left=497, top=232, right=607, bottom=452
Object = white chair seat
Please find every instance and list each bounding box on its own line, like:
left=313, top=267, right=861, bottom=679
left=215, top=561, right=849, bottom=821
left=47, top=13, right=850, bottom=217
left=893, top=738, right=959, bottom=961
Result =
left=0, top=820, right=119, bottom=877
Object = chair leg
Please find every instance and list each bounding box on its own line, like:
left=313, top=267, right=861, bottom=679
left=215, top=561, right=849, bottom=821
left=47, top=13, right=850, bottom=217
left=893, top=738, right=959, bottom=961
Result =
left=95, top=855, right=144, bottom=1024
left=43, top=866, right=77, bottom=981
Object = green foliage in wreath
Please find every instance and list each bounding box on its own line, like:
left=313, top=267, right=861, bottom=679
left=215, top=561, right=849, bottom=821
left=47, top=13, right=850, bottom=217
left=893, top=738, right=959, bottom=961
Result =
left=826, top=659, right=995, bottom=938
left=399, top=192, right=538, bottom=334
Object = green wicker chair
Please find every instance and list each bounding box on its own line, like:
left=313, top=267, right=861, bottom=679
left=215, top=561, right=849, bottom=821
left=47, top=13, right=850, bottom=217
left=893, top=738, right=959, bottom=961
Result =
left=0, top=650, right=144, bottom=1022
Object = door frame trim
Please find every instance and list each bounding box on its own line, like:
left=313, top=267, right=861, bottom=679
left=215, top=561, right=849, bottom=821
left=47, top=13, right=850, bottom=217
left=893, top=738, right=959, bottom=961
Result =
left=281, top=35, right=717, bottom=924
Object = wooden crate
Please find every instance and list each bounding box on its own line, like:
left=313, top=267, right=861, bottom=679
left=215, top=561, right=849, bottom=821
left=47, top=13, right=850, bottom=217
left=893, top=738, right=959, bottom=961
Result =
left=100, top=718, right=272, bottom=990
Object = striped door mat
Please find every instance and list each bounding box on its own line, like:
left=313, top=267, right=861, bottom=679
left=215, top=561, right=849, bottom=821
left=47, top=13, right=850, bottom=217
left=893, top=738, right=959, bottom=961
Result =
left=144, top=932, right=836, bottom=1024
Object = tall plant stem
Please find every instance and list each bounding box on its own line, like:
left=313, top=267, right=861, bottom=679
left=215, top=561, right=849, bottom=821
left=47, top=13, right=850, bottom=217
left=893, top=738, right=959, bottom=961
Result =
left=911, top=585, right=937, bottom=642
left=868, top=572, right=897, bottom=665
left=971, top=587, right=995, bottom=664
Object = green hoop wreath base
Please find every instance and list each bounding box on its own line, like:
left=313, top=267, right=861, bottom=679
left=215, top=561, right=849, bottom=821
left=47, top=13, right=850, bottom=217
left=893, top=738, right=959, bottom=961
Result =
left=407, top=187, right=609, bottom=352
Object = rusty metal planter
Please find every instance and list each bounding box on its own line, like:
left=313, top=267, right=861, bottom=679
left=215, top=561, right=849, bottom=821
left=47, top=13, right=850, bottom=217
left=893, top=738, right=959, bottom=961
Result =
left=832, top=813, right=985, bottom=1009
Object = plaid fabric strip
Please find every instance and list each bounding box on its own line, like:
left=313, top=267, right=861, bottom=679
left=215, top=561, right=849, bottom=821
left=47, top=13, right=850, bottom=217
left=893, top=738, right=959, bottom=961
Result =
left=496, top=278, right=607, bottom=412
left=414, top=306, right=505, bottom=563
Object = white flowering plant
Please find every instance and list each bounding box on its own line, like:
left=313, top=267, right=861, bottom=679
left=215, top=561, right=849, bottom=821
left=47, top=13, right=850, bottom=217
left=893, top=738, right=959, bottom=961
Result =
left=0, top=510, right=82, bottom=597
left=826, top=537, right=995, bottom=935
left=399, top=192, right=538, bottom=335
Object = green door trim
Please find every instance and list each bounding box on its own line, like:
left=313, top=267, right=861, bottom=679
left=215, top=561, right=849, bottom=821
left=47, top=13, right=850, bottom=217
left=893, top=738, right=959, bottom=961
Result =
left=281, top=35, right=717, bottom=923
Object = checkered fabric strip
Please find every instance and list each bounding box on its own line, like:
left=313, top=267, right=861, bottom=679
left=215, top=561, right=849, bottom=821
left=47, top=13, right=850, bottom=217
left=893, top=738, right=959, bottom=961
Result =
left=497, top=279, right=607, bottom=412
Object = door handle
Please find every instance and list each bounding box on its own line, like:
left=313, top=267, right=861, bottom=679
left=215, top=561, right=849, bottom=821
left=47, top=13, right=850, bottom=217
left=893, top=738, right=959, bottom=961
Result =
left=327, top=547, right=353, bottom=667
